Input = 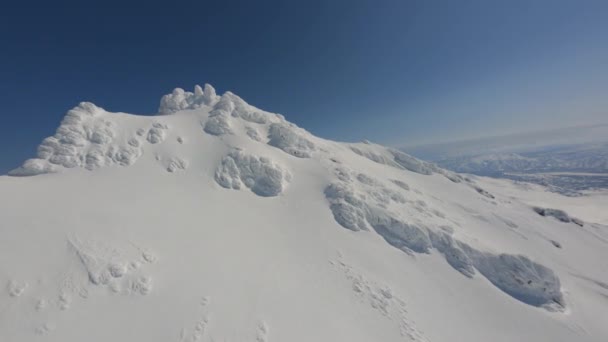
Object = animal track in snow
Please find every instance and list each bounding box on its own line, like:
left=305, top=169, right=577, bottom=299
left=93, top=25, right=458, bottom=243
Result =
left=65, top=236, right=156, bottom=300
left=325, top=168, right=564, bottom=309
left=35, top=322, right=55, bottom=335
left=167, top=157, right=189, bottom=173
left=36, top=299, right=47, bottom=311
left=58, top=292, right=72, bottom=310
left=256, top=321, right=269, bottom=342
left=177, top=296, right=271, bottom=342
left=179, top=296, right=211, bottom=342
left=7, top=280, right=28, bottom=297
left=333, top=257, right=430, bottom=342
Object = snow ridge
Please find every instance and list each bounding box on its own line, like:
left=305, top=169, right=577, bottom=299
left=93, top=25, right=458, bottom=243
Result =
left=9, top=102, right=144, bottom=176
left=159, top=84, right=219, bottom=114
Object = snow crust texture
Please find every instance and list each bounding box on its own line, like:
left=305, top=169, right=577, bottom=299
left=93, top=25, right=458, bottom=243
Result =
left=267, top=123, right=316, bottom=158
left=203, top=91, right=275, bottom=137
left=215, top=150, right=290, bottom=197
left=350, top=143, right=466, bottom=184
left=9, top=102, right=147, bottom=175
left=324, top=166, right=563, bottom=308
left=159, top=84, right=219, bottom=114
left=333, top=257, right=431, bottom=341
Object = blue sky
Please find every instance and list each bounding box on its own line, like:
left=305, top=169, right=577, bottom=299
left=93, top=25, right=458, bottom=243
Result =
left=1, top=0, right=607, bottom=173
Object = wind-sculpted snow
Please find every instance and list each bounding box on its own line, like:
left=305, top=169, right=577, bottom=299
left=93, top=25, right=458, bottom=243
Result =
left=9, top=103, right=146, bottom=175
left=350, top=143, right=434, bottom=174
left=5, top=82, right=599, bottom=342
left=325, top=167, right=564, bottom=309
left=428, top=230, right=476, bottom=277
left=9, top=158, right=58, bottom=176
left=533, top=207, right=584, bottom=226
left=350, top=143, right=464, bottom=182
left=159, top=84, right=219, bottom=114
left=463, top=247, right=564, bottom=308
left=203, top=91, right=275, bottom=137
left=147, top=122, right=168, bottom=144
left=267, top=123, right=316, bottom=158
left=325, top=168, right=430, bottom=253
left=215, top=150, right=290, bottom=197
left=324, top=182, right=369, bottom=231
left=167, top=157, right=189, bottom=173
left=366, top=207, right=433, bottom=254
left=245, top=126, right=262, bottom=141
left=203, top=92, right=237, bottom=136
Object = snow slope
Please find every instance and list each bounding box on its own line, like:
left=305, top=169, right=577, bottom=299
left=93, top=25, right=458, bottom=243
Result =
left=1, top=84, right=607, bottom=342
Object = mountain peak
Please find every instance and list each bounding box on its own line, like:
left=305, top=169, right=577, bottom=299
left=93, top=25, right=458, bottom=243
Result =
left=158, top=84, right=220, bottom=115
left=3, top=82, right=607, bottom=341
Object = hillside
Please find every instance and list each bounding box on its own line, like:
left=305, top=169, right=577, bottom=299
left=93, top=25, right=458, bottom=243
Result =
left=1, top=84, right=607, bottom=342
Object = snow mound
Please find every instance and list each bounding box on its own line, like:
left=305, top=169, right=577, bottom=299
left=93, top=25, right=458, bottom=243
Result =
left=350, top=143, right=432, bottom=173
left=167, top=157, right=189, bottom=173
left=429, top=231, right=563, bottom=308
left=215, top=150, right=290, bottom=197
left=246, top=126, right=262, bottom=141
left=147, top=122, right=168, bottom=144
left=203, top=91, right=276, bottom=137
left=9, top=102, right=144, bottom=175
left=350, top=143, right=451, bottom=177
left=203, top=92, right=237, bottom=136
left=325, top=167, right=564, bottom=308
left=325, top=168, right=428, bottom=255
left=533, top=207, right=584, bottom=226
left=464, top=248, right=564, bottom=308
left=428, top=230, right=475, bottom=277
left=267, top=123, right=316, bottom=158
left=9, top=158, right=58, bottom=176
left=391, top=179, right=410, bottom=191
left=158, top=84, right=219, bottom=114
left=366, top=207, right=433, bottom=253
left=473, top=185, right=495, bottom=199
left=7, top=280, right=28, bottom=297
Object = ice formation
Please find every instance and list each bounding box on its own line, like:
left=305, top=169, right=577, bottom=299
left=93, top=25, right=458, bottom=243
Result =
left=159, top=84, right=219, bottom=114
left=9, top=102, right=144, bottom=175
left=215, top=150, right=290, bottom=197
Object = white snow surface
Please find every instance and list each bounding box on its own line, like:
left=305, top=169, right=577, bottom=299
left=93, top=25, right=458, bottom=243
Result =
left=2, top=84, right=608, bottom=342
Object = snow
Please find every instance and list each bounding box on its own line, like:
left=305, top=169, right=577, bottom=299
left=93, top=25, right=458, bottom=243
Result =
left=147, top=122, right=169, bottom=144
left=159, top=84, right=219, bottom=114
left=215, top=150, right=290, bottom=197
left=533, top=206, right=584, bottom=226
left=9, top=102, right=145, bottom=174
left=267, top=122, right=316, bottom=158
left=1, top=84, right=608, bottom=342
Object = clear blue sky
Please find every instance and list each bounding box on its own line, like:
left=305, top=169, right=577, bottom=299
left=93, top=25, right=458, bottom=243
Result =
left=1, top=0, right=607, bottom=173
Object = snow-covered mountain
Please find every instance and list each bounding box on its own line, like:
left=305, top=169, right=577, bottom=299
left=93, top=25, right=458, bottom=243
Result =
left=435, top=145, right=608, bottom=176
left=2, top=84, right=607, bottom=342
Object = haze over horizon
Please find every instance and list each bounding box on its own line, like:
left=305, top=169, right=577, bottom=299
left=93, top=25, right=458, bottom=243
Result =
left=1, top=0, right=607, bottom=173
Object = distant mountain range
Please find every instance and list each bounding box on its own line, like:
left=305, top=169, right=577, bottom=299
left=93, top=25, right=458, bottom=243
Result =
left=437, top=143, right=608, bottom=176
left=404, top=126, right=608, bottom=195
